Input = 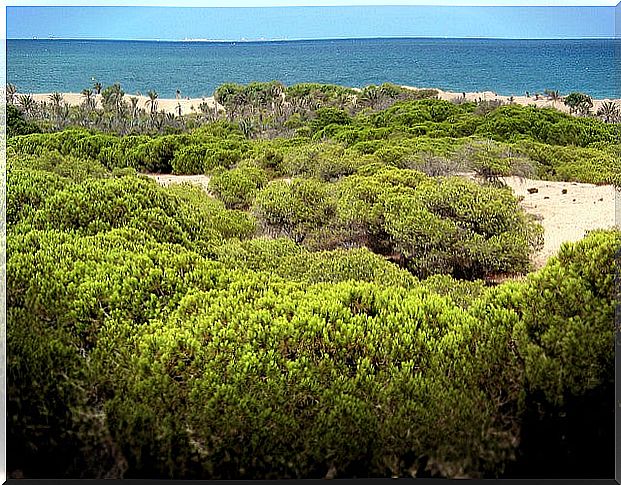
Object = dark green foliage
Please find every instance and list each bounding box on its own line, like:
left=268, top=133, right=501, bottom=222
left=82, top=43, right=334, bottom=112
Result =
left=171, top=137, right=249, bottom=174
left=333, top=167, right=542, bottom=279
left=309, top=107, right=353, bottom=135
left=485, top=229, right=619, bottom=404
left=7, top=104, right=39, bottom=137
left=563, top=92, right=593, bottom=116
left=127, top=136, right=184, bottom=173
left=475, top=104, right=617, bottom=146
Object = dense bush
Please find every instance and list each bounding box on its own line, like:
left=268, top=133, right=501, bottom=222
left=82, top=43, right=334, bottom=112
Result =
left=254, top=178, right=336, bottom=243
left=333, top=168, right=543, bottom=279
left=280, top=142, right=364, bottom=180
left=208, top=166, right=268, bottom=209
left=7, top=104, right=39, bottom=137
left=9, top=88, right=620, bottom=186
left=214, top=238, right=418, bottom=288
left=8, top=167, right=255, bottom=253
left=9, top=203, right=618, bottom=478
left=6, top=87, right=619, bottom=479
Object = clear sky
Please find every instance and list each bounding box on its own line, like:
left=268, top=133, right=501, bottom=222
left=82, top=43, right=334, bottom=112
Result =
left=6, top=4, right=617, bottom=40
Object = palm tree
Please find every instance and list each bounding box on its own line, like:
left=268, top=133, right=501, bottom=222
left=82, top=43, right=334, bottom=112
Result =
left=6, top=83, right=17, bottom=104
left=81, top=88, right=95, bottom=111
left=93, top=81, right=102, bottom=95
left=597, top=101, right=620, bottom=123
left=49, top=92, right=63, bottom=119
left=238, top=118, right=255, bottom=138
left=153, top=110, right=166, bottom=131
left=49, top=91, right=63, bottom=107
left=237, top=90, right=253, bottom=117
left=564, top=92, right=593, bottom=116
left=101, top=83, right=125, bottom=116
left=129, top=96, right=139, bottom=122
left=359, top=85, right=382, bottom=110
left=146, top=90, right=159, bottom=115
left=18, top=94, right=36, bottom=118
left=198, top=101, right=213, bottom=121
left=59, top=102, right=70, bottom=127
left=544, top=89, right=560, bottom=101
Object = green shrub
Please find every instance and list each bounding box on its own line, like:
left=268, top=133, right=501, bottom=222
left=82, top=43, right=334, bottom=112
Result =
left=129, top=136, right=184, bottom=173
left=209, top=166, right=268, bottom=209
left=95, top=279, right=521, bottom=478
left=254, top=178, right=336, bottom=243
left=7, top=104, right=39, bottom=138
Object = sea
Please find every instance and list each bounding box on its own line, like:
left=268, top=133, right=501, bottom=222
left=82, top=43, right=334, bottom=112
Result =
left=7, top=37, right=620, bottom=99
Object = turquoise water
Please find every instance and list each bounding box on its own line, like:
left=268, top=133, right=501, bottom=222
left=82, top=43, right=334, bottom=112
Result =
left=7, top=38, right=620, bottom=99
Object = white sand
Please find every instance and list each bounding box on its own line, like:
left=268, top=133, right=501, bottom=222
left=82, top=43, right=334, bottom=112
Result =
left=502, top=176, right=618, bottom=268
left=402, top=85, right=621, bottom=115
left=146, top=172, right=619, bottom=269
left=25, top=92, right=221, bottom=117
left=145, top=173, right=212, bottom=192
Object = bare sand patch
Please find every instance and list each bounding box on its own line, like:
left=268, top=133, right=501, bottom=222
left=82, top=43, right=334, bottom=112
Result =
left=502, top=176, right=618, bottom=268
left=145, top=173, right=212, bottom=193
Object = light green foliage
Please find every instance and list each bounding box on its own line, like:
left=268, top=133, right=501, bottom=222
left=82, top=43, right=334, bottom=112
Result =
left=214, top=238, right=418, bottom=288
left=515, top=140, right=621, bottom=184
left=477, top=229, right=620, bottom=406
left=6, top=84, right=618, bottom=479
left=280, top=142, right=363, bottom=181
left=96, top=279, right=521, bottom=478
left=254, top=178, right=336, bottom=243
left=9, top=165, right=255, bottom=254
left=209, top=166, right=268, bottom=209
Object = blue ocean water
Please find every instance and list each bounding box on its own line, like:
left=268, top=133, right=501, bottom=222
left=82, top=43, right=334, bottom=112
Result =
left=7, top=38, right=620, bottom=99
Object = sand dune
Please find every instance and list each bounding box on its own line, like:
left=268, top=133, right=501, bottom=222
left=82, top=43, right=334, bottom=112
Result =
left=145, top=173, right=212, bottom=192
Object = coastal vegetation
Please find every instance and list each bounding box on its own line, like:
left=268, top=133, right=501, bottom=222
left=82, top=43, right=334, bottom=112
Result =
left=7, top=81, right=621, bottom=185
left=6, top=81, right=620, bottom=479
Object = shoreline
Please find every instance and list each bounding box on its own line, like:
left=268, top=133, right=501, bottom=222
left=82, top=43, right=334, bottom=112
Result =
left=15, top=87, right=620, bottom=117
left=21, top=92, right=221, bottom=117
left=402, top=85, right=621, bottom=115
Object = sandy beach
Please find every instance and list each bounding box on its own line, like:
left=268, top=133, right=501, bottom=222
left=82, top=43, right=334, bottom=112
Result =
left=146, top=172, right=619, bottom=268
left=25, top=92, right=221, bottom=117
left=18, top=87, right=621, bottom=117
left=403, top=86, right=621, bottom=115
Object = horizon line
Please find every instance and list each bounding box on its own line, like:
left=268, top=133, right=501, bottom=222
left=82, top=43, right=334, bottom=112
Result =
left=8, top=34, right=619, bottom=42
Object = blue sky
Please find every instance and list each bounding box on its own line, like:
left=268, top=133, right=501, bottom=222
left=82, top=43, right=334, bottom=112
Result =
left=6, top=4, right=617, bottom=40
